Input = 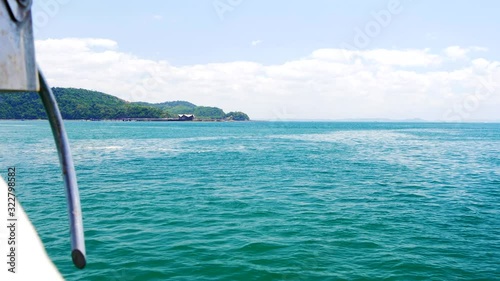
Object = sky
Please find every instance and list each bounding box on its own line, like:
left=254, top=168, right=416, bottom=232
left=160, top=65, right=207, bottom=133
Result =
left=31, top=0, right=500, bottom=121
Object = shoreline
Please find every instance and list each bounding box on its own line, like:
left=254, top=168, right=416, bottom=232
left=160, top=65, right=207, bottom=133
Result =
left=0, top=118, right=249, bottom=122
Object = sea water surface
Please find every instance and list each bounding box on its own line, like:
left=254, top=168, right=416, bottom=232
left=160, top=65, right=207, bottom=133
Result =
left=0, top=121, right=499, bottom=280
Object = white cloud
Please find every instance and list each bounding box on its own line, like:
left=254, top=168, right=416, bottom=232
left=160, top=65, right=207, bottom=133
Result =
left=152, top=15, right=163, bottom=21
left=360, top=48, right=442, bottom=67
left=35, top=38, right=500, bottom=121
left=470, top=46, right=488, bottom=52
left=444, top=46, right=469, bottom=60
left=444, top=46, right=488, bottom=60
left=251, top=40, right=262, bottom=47
left=311, top=48, right=442, bottom=67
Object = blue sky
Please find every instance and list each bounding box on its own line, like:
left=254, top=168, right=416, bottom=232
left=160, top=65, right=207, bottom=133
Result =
left=32, top=0, right=500, bottom=120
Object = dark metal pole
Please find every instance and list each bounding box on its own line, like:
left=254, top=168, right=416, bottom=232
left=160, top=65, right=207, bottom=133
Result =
left=38, top=69, right=87, bottom=269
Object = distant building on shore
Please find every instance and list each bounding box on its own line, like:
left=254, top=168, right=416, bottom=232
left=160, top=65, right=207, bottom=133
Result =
left=178, top=114, right=194, bottom=121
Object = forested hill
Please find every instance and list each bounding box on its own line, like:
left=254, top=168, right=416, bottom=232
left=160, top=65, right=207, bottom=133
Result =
left=0, top=88, right=250, bottom=121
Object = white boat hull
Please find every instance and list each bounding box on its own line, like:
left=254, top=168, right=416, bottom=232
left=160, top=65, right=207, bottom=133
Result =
left=0, top=176, right=64, bottom=280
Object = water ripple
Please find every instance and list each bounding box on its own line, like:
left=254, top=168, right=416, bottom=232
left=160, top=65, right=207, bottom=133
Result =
left=0, top=121, right=498, bottom=280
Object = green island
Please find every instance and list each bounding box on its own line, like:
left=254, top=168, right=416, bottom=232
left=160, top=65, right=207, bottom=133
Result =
left=0, top=87, right=250, bottom=121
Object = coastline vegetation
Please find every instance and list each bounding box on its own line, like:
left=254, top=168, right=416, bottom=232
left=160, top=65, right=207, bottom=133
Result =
left=0, top=88, right=250, bottom=121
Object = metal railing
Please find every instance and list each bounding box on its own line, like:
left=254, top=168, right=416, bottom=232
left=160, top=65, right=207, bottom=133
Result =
left=1, top=0, right=86, bottom=269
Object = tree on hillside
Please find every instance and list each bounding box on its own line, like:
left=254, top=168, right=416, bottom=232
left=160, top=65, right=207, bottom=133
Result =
left=0, top=88, right=249, bottom=120
left=225, top=111, right=250, bottom=121
left=194, top=106, right=225, bottom=120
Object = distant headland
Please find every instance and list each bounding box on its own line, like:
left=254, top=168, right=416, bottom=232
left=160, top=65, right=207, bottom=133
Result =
left=0, top=88, right=250, bottom=121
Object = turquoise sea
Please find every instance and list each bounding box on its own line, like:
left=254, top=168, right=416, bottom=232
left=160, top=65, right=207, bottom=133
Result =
left=0, top=121, right=499, bottom=280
